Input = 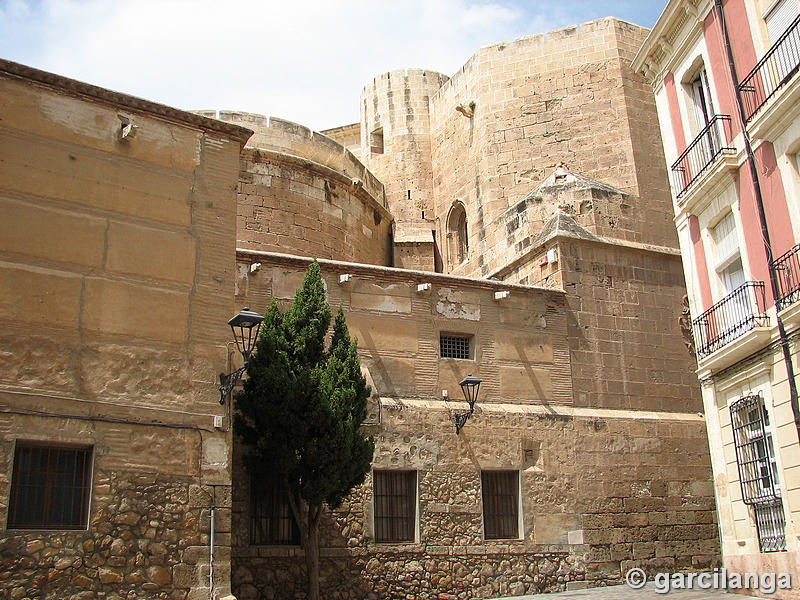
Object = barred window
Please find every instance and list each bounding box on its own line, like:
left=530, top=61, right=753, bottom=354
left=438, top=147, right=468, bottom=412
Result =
left=482, top=470, right=520, bottom=540
left=7, top=442, right=92, bottom=530
left=730, top=393, right=780, bottom=504
left=250, top=475, right=300, bottom=545
left=373, top=470, right=416, bottom=543
left=730, top=393, right=787, bottom=553
left=754, top=500, right=787, bottom=553
left=440, top=334, right=472, bottom=360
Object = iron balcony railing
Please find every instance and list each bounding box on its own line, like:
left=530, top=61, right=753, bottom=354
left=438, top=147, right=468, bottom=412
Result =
left=739, top=14, right=800, bottom=122
left=692, top=281, right=769, bottom=358
left=772, top=243, right=800, bottom=312
left=671, top=115, right=734, bottom=198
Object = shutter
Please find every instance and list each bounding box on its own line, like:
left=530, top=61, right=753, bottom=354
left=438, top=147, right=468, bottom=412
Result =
left=766, top=0, right=798, bottom=43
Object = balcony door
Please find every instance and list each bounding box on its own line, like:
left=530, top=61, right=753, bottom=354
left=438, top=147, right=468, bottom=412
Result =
left=691, top=69, right=719, bottom=164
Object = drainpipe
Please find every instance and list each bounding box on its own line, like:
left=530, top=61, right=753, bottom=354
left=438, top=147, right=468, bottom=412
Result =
left=714, top=0, right=800, bottom=442
left=209, top=502, right=216, bottom=600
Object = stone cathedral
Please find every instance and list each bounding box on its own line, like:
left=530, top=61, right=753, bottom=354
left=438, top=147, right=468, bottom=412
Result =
left=0, top=17, right=718, bottom=600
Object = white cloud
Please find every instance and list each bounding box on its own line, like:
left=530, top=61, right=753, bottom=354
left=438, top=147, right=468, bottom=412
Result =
left=0, top=0, right=662, bottom=131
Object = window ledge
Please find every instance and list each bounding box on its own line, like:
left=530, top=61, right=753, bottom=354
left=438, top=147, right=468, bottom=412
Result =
left=696, top=326, right=772, bottom=377
left=778, top=298, right=800, bottom=328
left=677, top=152, right=739, bottom=216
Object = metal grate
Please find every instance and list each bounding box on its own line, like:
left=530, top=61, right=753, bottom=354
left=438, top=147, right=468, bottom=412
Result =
left=772, top=243, right=800, bottom=312
left=250, top=475, right=300, bottom=545
left=671, top=115, right=735, bottom=197
left=7, top=442, right=92, bottom=530
left=373, top=470, right=416, bottom=543
left=440, top=334, right=471, bottom=359
left=692, top=282, right=768, bottom=357
left=730, top=394, right=781, bottom=505
left=739, top=14, right=800, bottom=122
left=481, top=471, right=519, bottom=540
left=754, top=500, right=787, bottom=552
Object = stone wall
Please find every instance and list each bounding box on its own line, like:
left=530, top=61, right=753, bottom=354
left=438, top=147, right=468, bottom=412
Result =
left=0, top=62, right=247, bottom=599
left=231, top=400, right=718, bottom=600
left=233, top=251, right=572, bottom=406
left=237, top=148, right=393, bottom=265
left=426, top=18, right=677, bottom=278
left=229, top=253, right=719, bottom=600
left=360, top=69, right=449, bottom=223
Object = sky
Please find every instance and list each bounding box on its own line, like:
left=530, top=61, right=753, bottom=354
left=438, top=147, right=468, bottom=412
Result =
left=0, top=1, right=666, bottom=132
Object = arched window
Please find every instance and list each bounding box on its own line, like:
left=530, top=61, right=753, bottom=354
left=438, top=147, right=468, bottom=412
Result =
left=447, top=202, right=468, bottom=268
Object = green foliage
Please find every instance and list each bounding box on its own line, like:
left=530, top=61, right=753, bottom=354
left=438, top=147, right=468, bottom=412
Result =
left=235, top=261, right=374, bottom=511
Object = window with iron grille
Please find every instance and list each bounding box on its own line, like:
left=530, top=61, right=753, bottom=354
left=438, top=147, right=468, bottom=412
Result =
left=250, top=475, right=300, bottom=545
left=730, top=393, right=781, bottom=504
left=373, top=470, right=416, bottom=543
left=481, top=470, right=520, bottom=540
left=754, top=500, right=787, bottom=552
left=440, top=334, right=472, bottom=359
left=7, top=442, right=92, bottom=530
left=730, top=393, right=787, bottom=552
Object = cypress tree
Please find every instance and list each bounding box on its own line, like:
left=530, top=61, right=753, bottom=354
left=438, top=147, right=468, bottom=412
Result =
left=235, top=261, right=374, bottom=600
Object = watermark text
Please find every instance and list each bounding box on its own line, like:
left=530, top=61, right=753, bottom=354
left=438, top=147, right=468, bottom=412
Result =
left=625, top=568, right=792, bottom=594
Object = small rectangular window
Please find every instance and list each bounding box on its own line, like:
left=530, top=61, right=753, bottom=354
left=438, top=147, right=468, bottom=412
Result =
left=481, top=470, right=520, bottom=540
left=250, top=475, right=300, bottom=545
left=373, top=470, right=416, bottom=543
left=7, top=442, right=92, bottom=530
left=440, top=334, right=472, bottom=360
left=370, top=128, right=384, bottom=155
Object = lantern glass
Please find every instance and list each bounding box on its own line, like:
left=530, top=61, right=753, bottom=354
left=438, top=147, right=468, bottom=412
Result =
left=228, top=307, right=264, bottom=364
left=459, top=374, right=482, bottom=411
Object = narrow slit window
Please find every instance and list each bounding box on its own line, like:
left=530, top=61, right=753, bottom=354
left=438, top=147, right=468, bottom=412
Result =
left=370, top=128, right=384, bottom=155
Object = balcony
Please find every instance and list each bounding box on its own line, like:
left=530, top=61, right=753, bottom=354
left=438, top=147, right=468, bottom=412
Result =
left=692, top=281, right=769, bottom=358
left=739, top=14, right=800, bottom=123
left=671, top=115, right=735, bottom=199
left=773, top=243, right=800, bottom=312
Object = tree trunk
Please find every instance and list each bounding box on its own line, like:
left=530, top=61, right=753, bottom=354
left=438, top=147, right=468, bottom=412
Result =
left=304, top=513, right=321, bottom=600
left=288, top=493, right=321, bottom=600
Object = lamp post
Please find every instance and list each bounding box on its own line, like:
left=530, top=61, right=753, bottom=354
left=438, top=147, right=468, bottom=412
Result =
left=452, top=374, right=483, bottom=434
left=218, top=307, right=264, bottom=404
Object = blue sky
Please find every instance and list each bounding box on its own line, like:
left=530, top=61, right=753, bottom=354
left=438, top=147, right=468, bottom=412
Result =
left=0, top=1, right=666, bottom=131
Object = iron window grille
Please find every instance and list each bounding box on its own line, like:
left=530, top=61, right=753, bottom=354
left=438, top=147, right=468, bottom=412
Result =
left=730, top=393, right=787, bottom=552
left=250, top=475, right=300, bottom=545
left=481, top=470, right=520, bottom=540
left=440, top=334, right=472, bottom=360
left=754, top=500, right=787, bottom=553
left=373, top=470, right=416, bottom=543
left=7, top=442, right=93, bottom=530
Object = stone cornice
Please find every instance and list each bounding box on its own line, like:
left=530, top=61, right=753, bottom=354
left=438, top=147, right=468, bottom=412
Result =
left=235, top=249, right=566, bottom=298
left=0, top=58, right=254, bottom=145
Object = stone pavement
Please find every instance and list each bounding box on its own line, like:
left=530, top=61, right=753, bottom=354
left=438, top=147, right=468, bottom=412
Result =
left=495, top=581, right=762, bottom=600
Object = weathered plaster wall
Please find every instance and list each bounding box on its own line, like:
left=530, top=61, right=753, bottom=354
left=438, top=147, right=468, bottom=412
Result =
left=0, top=67, right=246, bottom=599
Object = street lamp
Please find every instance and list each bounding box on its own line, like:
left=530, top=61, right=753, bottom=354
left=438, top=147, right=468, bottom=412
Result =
left=451, top=374, right=483, bottom=434
left=218, top=307, right=264, bottom=404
